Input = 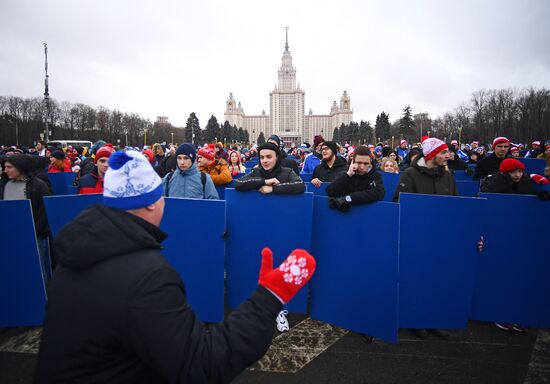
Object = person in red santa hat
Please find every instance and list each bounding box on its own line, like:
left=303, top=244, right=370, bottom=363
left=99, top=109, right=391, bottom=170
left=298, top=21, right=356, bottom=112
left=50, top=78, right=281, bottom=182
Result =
left=480, top=157, right=549, bottom=197
left=77, top=145, right=116, bottom=194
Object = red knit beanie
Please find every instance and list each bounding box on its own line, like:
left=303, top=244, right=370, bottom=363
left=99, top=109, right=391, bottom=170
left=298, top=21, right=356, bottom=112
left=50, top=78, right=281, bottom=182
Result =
left=492, top=137, right=510, bottom=148
left=94, top=146, right=115, bottom=164
left=499, top=158, right=525, bottom=173
left=313, top=135, right=325, bottom=148
left=198, top=145, right=216, bottom=161
left=142, top=149, right=154, bottom=163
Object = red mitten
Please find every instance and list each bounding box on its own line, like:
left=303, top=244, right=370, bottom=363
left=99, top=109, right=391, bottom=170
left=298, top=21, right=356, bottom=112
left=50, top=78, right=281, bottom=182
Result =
left=258, top=247, right=316, bottom=304
left=530, top=174, right=549, bottom=185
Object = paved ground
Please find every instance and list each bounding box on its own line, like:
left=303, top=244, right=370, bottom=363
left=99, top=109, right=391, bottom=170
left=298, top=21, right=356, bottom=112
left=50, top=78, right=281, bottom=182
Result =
left=1, top=314, right=548, bottom=383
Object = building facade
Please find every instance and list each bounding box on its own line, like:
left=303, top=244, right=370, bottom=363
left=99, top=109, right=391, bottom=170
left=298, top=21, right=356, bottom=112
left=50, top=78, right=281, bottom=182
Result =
left=224, top=30, right=353, bottom=146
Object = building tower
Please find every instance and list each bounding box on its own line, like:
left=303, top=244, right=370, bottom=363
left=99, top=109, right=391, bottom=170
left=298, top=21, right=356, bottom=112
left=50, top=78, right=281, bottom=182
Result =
left=269, top=27, right=305, bottom=146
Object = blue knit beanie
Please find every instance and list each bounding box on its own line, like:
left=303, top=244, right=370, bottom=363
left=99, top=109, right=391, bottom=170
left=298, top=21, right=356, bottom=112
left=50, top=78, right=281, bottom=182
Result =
left=176, top=143, right=196, bottom=163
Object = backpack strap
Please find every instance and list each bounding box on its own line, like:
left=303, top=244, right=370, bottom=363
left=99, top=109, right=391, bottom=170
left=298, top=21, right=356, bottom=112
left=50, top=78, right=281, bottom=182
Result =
left=164, top=171, right=174, bottom=196
left=201, top=172, right=207, bottom=198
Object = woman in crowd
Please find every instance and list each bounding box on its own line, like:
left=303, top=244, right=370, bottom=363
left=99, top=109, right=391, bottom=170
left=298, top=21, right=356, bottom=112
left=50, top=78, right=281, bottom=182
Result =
left=228, top=150, right=246, bottom=176
left=380, top=157, right=399, bottom=173
left=235, top=142, right=304, bottom=195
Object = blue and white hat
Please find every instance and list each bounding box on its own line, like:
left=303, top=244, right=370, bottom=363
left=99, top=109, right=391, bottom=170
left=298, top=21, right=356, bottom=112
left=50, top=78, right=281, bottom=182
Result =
left=103, top=150, right=163, bottom=210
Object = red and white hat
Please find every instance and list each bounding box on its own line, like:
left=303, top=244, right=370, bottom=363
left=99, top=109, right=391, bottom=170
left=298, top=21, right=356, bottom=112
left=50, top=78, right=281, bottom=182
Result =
left=400, top=139, right=407, bottom=145
left=510, top=146, right=519, bottom=153
left=492, top=137, right=510, bottom=147
left=422, top=138, right=448, bottom=161
left=532, top=141, right=541, bottom=147
left=198, top=144, right=216, bottom=161
left=450, top=139, right=458, bottom=146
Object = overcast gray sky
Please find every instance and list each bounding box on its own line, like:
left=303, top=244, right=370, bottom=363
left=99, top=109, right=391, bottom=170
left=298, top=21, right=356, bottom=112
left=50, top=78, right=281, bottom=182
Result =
left=1, top=0, right=549, bottom=127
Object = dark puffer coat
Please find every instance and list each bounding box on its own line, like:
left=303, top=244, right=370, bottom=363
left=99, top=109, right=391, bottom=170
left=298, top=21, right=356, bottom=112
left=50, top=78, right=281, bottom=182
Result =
left=35, top=204, right=281, bottom=384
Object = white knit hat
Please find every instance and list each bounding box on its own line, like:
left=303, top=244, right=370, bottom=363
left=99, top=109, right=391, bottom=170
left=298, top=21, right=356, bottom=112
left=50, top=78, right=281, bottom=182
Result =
left=103, top=150, right=163, bottom=210
left=422, top=138, right=448, bottom=161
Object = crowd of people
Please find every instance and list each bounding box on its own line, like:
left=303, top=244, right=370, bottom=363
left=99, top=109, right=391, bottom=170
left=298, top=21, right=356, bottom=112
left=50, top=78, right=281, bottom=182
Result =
left=1, top=133, right=549, bottom=382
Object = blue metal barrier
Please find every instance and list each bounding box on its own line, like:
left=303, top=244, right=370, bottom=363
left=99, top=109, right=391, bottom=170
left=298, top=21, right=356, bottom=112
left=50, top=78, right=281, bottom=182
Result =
left=310, top=197, right=399, bottom=342
left=398, top=193, right=485, bottom=329
left=0, top=200, right=47, bottom=326
left=470, top=193, right=550, bottom=328
left=305, top=182, right=329, bottom=195
left=381, top=172, right=400, bottom=201
left=456, top=180, right=480, bottom=197
left=225, top=189, right=313, bottom=313
left=47, top=172, right=77, bottom=195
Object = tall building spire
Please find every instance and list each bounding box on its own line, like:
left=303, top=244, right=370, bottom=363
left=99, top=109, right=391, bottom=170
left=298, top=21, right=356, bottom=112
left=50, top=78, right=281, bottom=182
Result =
left=284, top=26, right=289, bottom=52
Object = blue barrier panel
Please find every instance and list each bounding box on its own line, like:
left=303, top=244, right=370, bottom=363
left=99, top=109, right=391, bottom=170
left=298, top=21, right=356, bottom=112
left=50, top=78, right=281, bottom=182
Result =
left=305, top=182, right=329, bottom=196
left=310, top=197, right=399, bottom=342
left=215, top=181, right=235, bottom=200
left=456, top=180, right=480, bottom=197
left=300, top=173, right=312, bottom=182
left=44, top=194, right=102, bottom=237
left=47, top=172, right=77, bottom=195
left=0, top=200, right=47, bottom=326
left=470, top=194, right=550, bottom=327
left=161, top=198, right=226, bottom=322
left=398, top=193, right=485, bottom=329
left=225, top=189, right=313, bottom=313
left=453, top=170, right=475, bottom=181
left=519, top=158, right=546, bottom=176
left=381, top=172, right=400, bottom=202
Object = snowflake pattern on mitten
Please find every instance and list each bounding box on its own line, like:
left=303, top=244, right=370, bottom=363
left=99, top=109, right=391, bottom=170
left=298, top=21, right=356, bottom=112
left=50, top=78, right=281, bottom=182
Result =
left=279, top=254, right=310, bottom=285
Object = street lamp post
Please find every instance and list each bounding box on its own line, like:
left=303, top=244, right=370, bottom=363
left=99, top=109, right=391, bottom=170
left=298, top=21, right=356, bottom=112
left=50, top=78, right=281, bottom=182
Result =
left=144, top=129, right=147, bottom=147
left=171, top=132, right=174, bottom=145
left=458, top=127, right=463, bottom=146
left=125, top=131, right=128, bottom=147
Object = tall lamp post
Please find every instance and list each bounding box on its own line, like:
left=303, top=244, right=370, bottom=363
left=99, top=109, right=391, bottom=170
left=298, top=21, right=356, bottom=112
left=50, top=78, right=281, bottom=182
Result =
left=458, top=127, right=463, bottom=146
left=171, top=132, right=174, bottom=145
left=43, top=42, right=50, bottom=142
left=144, top=129, right=147, bottom=147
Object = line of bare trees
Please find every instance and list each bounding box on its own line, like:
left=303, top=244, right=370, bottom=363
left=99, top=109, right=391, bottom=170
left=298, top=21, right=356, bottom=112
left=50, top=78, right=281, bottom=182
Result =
left=0, top=96, right=185, bottom=147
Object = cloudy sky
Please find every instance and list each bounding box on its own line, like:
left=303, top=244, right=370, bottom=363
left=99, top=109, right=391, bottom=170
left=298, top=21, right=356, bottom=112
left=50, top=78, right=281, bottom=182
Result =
left=1, top=0, right=549, bottom=127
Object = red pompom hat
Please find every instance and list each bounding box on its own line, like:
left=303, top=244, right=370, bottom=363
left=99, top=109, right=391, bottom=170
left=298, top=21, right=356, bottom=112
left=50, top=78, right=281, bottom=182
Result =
left=499, top=158, right=525, bottom=173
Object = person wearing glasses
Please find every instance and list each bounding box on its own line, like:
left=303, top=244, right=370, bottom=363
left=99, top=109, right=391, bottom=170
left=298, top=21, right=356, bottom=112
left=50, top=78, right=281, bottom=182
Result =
left=325, top=145, right=385, bottom=212
left=310, top=141, right=348, bottom=188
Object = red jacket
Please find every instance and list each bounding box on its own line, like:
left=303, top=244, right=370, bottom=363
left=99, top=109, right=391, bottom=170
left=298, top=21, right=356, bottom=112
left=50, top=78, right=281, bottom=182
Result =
left=78, top=169, right=104, bottom=194
left=48, top=158, right=72, bottom=173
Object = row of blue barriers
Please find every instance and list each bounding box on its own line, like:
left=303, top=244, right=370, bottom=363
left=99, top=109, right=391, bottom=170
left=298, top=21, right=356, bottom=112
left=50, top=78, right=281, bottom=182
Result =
left=1, top=189, right=548, bottom=342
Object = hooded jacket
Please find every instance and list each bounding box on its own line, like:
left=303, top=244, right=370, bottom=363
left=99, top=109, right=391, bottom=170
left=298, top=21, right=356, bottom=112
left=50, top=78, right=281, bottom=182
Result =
left=312, top=156, right=348, bottom=183
left=301, top=151, right=322, bottom=174
left=163, top=163, right=219, bottom=199
left=473, top=153, right=509, bottom=181
left=480, top=172, right=536, bottom=195
left=392, top=157, right=458, bottom=202
left=78, top=167, right=104, bottom=194
left=35, top=204, right=281, bottom=384
left=235, top=145, right=305, bottom=194
left=325, top=163, right=385, bottom=204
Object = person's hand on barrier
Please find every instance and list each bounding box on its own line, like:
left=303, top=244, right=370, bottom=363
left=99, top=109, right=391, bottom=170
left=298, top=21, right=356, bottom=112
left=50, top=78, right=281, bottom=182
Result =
left=328, top=196, right=351, bottom=213
left=258, top=247, right=316, bottom=304
left=530, top=174, right=549, bottom=185
left=259, top=185, right=273, bottom=194
left=311, top=178, right=322, bottom=187
left=264, top=178, right=280, bottom=186
left=537, top=190, right=550, bottom=200
left=477, top=236, right=484, bottom=252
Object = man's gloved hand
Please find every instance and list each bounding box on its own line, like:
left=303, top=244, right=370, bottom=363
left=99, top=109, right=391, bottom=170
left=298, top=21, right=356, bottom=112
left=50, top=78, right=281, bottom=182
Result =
left=258, top=247, right=316, bottom=304
left=530, top=174, right=549, bottom=185
left=328, top=196, right=351, bottom=212
left=537, top=190, right=550, bottom=200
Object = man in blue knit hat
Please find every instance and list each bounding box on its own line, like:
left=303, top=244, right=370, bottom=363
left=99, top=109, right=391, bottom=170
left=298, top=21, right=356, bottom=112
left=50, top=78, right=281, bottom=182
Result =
left=163, top=143, right=218, bottom=199
left=36, top=150, right=316, bottom=383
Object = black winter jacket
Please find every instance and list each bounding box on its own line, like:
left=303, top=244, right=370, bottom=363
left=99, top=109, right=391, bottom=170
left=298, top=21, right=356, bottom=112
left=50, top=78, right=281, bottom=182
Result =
left=326, top=165, right=385, bottom=204
left=392, top=157, right=458, bottom=202
left=473, top=153, right=509, bottom=181
left=480, top=172, right=536, bottom=195
left=0, top=176, right=51, bottom=236
left=235, top=166, right=305, bottom=194
left=35, top=204, right=282, bottom=384
left=312, top=156, right=348, bottom=183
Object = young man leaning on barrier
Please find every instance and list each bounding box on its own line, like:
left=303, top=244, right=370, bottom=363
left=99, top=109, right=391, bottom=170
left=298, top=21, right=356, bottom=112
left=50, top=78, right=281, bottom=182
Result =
left=34, top=150, right=316, bottom=384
